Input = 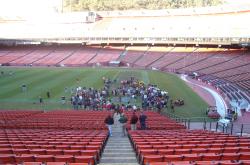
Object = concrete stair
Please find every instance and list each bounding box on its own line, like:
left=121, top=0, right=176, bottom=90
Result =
left=99, top=113, right=139, bottom=165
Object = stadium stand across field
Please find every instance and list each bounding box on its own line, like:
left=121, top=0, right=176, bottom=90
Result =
left=1, top=45, right=250, bottom=107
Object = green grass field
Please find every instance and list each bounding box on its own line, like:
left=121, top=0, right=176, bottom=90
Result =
left=0, top=67, right=209, bottom=119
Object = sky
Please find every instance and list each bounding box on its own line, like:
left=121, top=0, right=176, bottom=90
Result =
left=0, top=0, right=250, bottom=17
left=0, top=0, right=62, bottom=16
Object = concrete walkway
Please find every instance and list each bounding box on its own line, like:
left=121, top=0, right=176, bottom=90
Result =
left=181, top=74, right=227, bottom=118
left=99, top=113, right=139, bottom=165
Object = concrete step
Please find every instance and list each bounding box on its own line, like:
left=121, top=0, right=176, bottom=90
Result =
left=100, top=157, right=138, bottom=163
left=105, top=144, right=131, bottom=149
left=106, top=143, right=132, bottom=147
left=102, top=153, right=136, bottom=157
left=109, top=137, right=129, bottom=139
left=104, top=149, right=134, bottom=153
left=108, top=140, right=130, bottom=143
left=108, top=141, right=130, bottom=144
left=108, top=139, right=130, bottom=141
left=106, top=141, right=131, bottom=144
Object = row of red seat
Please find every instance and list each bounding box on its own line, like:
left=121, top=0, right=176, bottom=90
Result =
left=0, top=111, right=42, bottom=121
left=137, top=147, right=250, bottom=156
left=14, top=162, right=87, bottom=165
left=0, top=148, right=101, bottom=155
left=141, top=153, right=250, bottom=165
left=0, top=154, right=95, bottom=164
left=149, top=160, right=250, bottom=165
left=0, top=111, right=112, bottom=130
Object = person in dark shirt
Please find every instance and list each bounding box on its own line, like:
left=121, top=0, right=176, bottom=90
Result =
left=47, top=91, right=50, bottom=98
left=39, top=96, right=43, bottom=104
left=119, top=113, right=128, bottom=136
left=139, top=111, right=147, bottom=130
left=104, top=114, right=114, bottom=136
left=130, top=111, right=138, bottom=130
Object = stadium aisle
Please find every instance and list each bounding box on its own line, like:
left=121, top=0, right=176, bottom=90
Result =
left=100, top=113, right=139, bottom=165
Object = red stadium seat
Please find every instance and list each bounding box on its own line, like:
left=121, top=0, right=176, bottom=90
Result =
left=220, top=153, right=240, bottom=161
left=35, top=155, right=54, bottom=162
left=195, top=160, right=219, bottom=165
left=207, top=148, right=223, bottom=154
left=0, top=149, right=13, bottom=154
left=191, top=148, right=207, bottom=154
left=70, top=146, right=86, bottom=150
left=56, top=145, right=70, bottom=150
left=174, top=149, right=191, bottom=155
left=30, top=149, right=47, bottom=155
left=0, top=154, right=15, bottom=164
left=202, top=153, right=221, bottom=161
left=219, top=160, right=241, bottom=165
left=223, top=147, right=239, bottom=153
left=163, top=155, right=183, bottom=162
left=240, top=152, right=250, bottom=160
left=15, top=155, right=35, bottom=163
left=46, top=149, right=63, bottom=155
left=54, top=155, right=74, bottom=163
left=13, top=149, right=30, bottom=155
left=23, top=162, right=42, bottom=165
left=46, top=163, right=66, bottom=165
left=63, top=150, right=81, bottom=156
left=182, top=154, right=202, bottom=161
left=241, top=160, right=250, bottom=165
left=158, top=149, right=174, bottom=155
left=74, top=156, right=95, bottom=165
left=168, top=161, right=193, bottom=165
left=149, top=163, right=168, bottom=165
left=142, top=155, right=164, bottom=165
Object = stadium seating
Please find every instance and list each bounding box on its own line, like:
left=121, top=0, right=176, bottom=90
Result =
left=0, top=110, right=110, bottom=164
left=88, top=46, right=124, bottom=65
left=60, top=47, right=100, bottom=66
left=128, top=129, right=250, bottom=165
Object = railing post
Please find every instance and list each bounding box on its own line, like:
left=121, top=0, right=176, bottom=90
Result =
left=188, top=120, right=190, bottom=129
left=203, top=120, right=207, bottom=130
left=216, top=122, right=218, bottom=132
left=222, top=124, right=225, bottom=133
left=240, top=124, right=244, bottom=136
left=225, top=124, right=228, bottom=133
left=230, top=123, right=233, bottom=135
left=209, top=122, right=212, bottom=130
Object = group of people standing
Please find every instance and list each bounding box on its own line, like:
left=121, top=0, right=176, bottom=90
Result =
left=104, top=111, right=147, bottom=137
left=70, top=76, right=169, bottom=112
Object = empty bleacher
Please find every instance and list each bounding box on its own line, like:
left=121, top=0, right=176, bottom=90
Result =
left=0, top=47, right=35, bottom=65
left=33, top=46, right=78, bottom=66
left=87, top=46, right=124, bottom=65
left=197, top=50, right=247, bottom=75
left=0, top=110, right=110, bottom=165
left=134, top=51, right=163, bottom=68
left=60, top=47, right=100, bottom=67
left=129, top=129, right=250, bottom=165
